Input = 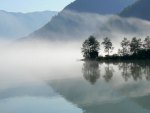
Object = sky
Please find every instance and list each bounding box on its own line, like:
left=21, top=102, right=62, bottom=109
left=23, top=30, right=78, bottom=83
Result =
left=0, top=0, right=75, bottom=13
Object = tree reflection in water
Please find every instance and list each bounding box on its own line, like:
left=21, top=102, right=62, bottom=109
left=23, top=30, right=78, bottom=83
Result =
left=103, top=63, right=114, bottom=82
left=119, top=61, right=150, bottom=81
left=144, top=66, right=150, bottom=81
left=82, top=61, right=100, bottom=84
left=141, top=61, right=150, bottom=81
left=130, top=63, right=142, bottom=81
left=82, top=60, right=150, bottom=83
left=118, top=63, right=131, bottom=81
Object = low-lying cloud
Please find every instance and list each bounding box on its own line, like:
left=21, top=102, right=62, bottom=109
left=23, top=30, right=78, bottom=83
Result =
left=31, top=10, right=150, bottom=43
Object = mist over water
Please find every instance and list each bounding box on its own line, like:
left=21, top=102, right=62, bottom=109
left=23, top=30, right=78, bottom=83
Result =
left=0, top=40, right=84, bottom=113
left=1, top=10, right=150, bottom=113
left=0, top=40, right=82, bottom=81
left=0, top=40, right=150, bottom=113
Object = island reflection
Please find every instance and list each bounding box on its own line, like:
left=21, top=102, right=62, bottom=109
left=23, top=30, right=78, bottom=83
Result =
left=82, top=60, right=150, bottom=84
left=49, top=60, right=150, bottom=113
left=82, top=61, right=100, bottom=84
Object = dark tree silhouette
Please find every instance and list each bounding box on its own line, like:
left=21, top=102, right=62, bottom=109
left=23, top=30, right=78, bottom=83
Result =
left=130, top=37, right=142, bottom=54
left=81, top=35, right=150, bottom=60
left=143, top=36, right=150, bottom=50
left=82, top=36, right=100, bottom=59
left=102, top=37, right=113, bottom=56
left=120, top=38, right=130, bottom=56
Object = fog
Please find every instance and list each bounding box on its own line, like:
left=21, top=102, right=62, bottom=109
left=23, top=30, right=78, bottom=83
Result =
left=1, top=10, right=150, bottom=103
left=1, top=39, right=150, bottom=112
left=1, top=11, right=150, bottom=86
left=0, top=40, right=83, bottom=92
left=28, top=10, right=150, bottom=53
left=32, top=10, right=150, bottom=42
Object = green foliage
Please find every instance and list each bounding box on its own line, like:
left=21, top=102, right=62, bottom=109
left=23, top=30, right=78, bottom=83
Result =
left=102, top=37, right=114, bottom=56
left=120, top=38, right=130, bottom=56
left=143, top=36, right=150, bottom=50
left=82, top=36, right=100, bottom=59
left=82, top=35, right=150, bottom=61
left=130, top=37, right=142, bottom=54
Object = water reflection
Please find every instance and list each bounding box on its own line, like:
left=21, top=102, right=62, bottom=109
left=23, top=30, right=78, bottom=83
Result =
left=103, top=63, right=114, bottom=82
left=118, top=61, right=150, bottom=81
left=1, top=59, right=150, bottom=113
left=82, top=60, right=150, bottom=83
left=118, top=62, right=131, bottom=81
left=82, top=61, right=100, bottom=84
left=48, top=60, right=150, bottom=113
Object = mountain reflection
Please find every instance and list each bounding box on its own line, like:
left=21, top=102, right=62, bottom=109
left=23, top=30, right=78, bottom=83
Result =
left=49, top=60, right=150, bottom=113
left=82, top=60, right=150, bottom=83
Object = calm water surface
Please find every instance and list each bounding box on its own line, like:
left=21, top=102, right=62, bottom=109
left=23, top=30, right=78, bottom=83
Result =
left=0, top=58, right=150, bottom=113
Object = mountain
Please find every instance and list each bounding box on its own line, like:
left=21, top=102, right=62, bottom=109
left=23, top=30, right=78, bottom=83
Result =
left=28, top=12, right=150, bottom=41
left=27, top=0, right=138, bottom=40
left=64, top=0, right=137, bottom=14
left=120, top=0, right=150, bottom=21
left=0, top=10, right=57, bottom=39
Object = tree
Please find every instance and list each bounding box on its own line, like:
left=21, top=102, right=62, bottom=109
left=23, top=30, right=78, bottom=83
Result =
left=130, top=37, right=142, bottom=54
left=118, top=49, right=122, bottom=56
left=102, top=37, right=113, bottom=56
left=120, top=38, right=130, bottom=56
left=143, top=36, right=150, bottom=50
left=82, top=36, right=100, bottom=59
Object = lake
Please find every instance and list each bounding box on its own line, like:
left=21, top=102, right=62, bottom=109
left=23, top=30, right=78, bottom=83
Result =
left=0, top=43, right=150, bottom=113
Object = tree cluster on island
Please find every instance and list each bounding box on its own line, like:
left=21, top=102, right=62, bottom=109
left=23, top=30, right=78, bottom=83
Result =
left=81, top=35, right=150, bottom=60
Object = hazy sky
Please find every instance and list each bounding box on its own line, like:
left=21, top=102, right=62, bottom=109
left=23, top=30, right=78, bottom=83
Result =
left=0, top=0, right=75, bottom=13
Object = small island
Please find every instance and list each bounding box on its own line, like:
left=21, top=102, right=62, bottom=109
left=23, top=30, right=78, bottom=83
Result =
left=81, top=35, right=150, bottom=61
